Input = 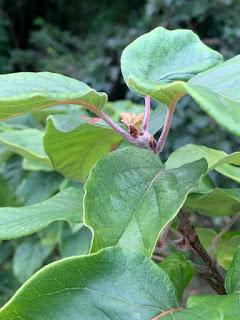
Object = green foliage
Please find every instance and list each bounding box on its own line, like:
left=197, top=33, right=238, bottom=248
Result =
left=0, top=23, right=240, bottom=319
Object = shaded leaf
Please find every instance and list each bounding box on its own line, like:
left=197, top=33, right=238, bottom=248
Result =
left=185, top=188, right=240, bottom=216
left=13, top=237, right=53, bottom=283
left=158, top=253, right=195, bottom=301
left=0, top=187, right=83, bottom=240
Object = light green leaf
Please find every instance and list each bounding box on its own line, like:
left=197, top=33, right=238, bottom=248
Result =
left=0, top=247, right=178, bottom=320
left=121, top=27, right=222, bottom=106
left=84, top=147, right=207, bottom=256
left=0, top=128, right=52, bottom=168
left=187, top=54, right=240, bottom=136
left=216, top=234, right=240, bottom=270
left=158, top=253, right=195, bottom=301
left=0, top=72, right=107, bottom=119
left=0, top=187, right=83, bottom=240
left=225, top=246, right=240, bottom=293
left=185, top=188, right=240, bottom=216
left=166, top=144, right=240, bottom=183
left=13, top=237, right=53, bottom=283
left=161, top=294, right=240, bottom=319
left=44, top=114, right=122, bottom=181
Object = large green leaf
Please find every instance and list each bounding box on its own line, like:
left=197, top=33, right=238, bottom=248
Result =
left=161, top=294, right=240, bottom=319
left=166, top=144, right=240, bottom=183
left=122, top=27, right=240, bottom=135
left=0, top=128, right=52, bottom=167
left=0, top=187, right=83, bottom=240
left=225, top=246, right=240, bottom=293
left=44, top=114, right=123, bottom=181
left=0, top=72, right=107, bottom=119
left=0, top=246, right=178, bottom=320
left=121, top=27, right=222, bottom=106
left=158, top=253, right=195, bottom=302
left=84, top=147, right=207, bottom=256
left=185, top=188, right=240, bottom=216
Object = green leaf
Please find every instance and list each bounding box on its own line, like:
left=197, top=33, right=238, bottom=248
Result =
left=187, top=54, right=240, bottom=136
left=158, top=253, right=195, bottom=301
left=0, top=247, right=178, bottom=320
left=225, top=246, right=240, bottom=293
left=185, top=188, right=240, bottom=216
left=121, top=27, right=222, bottom=106
left=0, top=187, right=83, bottom=240
left=161, top=294, right=240, bottom=319
left=0, top=72, right=107, bottom=119
left=60, top=224, right=92, bottom=257
left=166, top=144, right=240, bottom=183
left=13, top=237, right=53, bottom=283
left=44, top=114, right=122, bottom=181
left=15, top=171, right=62, bottom=205
left=216, top=234, right=240, bottom=269
left=0, top=128, right=52, bottom=168
left=84, top=147, right=207, bottom=256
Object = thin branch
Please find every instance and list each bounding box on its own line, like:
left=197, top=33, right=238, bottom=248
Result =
left=178, top=211, right=226, bottom=295
left=99, top=110, right=138, bottom=143
left=208, top=213, right=240, bottom=256
left=151, top=308, right=182, bottom=319
left=142, top=95, right=151, bottom=131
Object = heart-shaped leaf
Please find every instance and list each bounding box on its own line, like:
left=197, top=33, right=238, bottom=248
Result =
left=166, top=144, right=240, bottom=183
left=0, top=247, right=178, bottom=320
left=121, top=27, right=223, bottom=106
left=44, top=114, right=123, bottom=181
left=84, top=147, right=207, bottom=256
left=0, top=187, right=83, bottom=240
left=0, top=72, right=107, bottom=119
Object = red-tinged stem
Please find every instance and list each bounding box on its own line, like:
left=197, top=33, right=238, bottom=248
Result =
left=142, top=95, right=151, bottom=131
left=155, top=104, right=176, bottom=154
left=151, top=308, right=181, bottom=319
left=99, top=110, right=137, bottom=143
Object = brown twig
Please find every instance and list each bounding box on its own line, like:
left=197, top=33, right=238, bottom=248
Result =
left=178, top=211, right=226, bottom=295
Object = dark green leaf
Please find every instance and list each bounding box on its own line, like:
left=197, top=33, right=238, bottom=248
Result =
left=225, top=246, right=240, bottom=293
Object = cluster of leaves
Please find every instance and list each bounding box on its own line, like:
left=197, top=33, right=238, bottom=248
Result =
left=0, top=27, right=240, bottom=319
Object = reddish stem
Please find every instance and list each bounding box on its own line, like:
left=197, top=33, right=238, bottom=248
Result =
left=142, top=95, right=151, bottom=131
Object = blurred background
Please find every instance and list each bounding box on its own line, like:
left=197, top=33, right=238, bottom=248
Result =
left=1, top=0, right=240, bottom=153
left=1, top=0, right=240, bottom=306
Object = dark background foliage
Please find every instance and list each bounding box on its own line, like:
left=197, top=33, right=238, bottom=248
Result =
left=0, top=0, right=240, bottom=306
